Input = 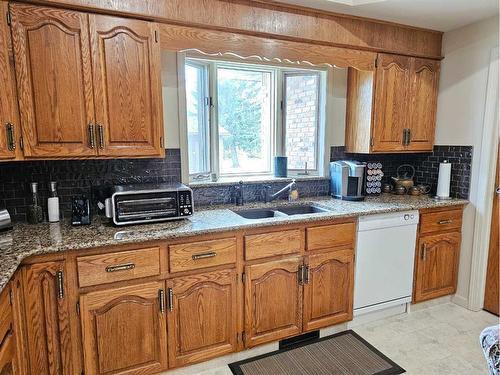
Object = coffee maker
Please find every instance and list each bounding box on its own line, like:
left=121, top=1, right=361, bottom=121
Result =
left=330, top=161, right=366, bottom=201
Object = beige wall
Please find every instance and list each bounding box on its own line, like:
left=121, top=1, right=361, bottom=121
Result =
left=161, top=51, right=181, bottom=149
left=435, top=15, right=499, bottom=306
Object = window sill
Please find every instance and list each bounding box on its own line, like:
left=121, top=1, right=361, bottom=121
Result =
left=188, top=175, right=328, bottom=188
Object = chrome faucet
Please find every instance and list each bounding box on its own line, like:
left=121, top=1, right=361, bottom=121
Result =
left=232, top=181, right=244, bottom=206
left=261, top=180, right=298, bottom=203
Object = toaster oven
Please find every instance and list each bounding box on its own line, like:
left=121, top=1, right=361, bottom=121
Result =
left=104, top=183, right=193, bottom=226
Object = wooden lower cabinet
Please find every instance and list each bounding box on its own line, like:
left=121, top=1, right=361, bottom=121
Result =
left=413, top=232, right=461, bottom=302
left=244, top=257, right=303, bottom=348
left=22, top=261, right=74, bottom=375
left=166, top=269, right=237, bottom=368
left=80, top=281, right=168, bottom=375
left=303, top=249, right=354, bottom=331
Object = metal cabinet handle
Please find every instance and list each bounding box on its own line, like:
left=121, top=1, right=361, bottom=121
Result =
left=438, top=219, right=453, bottom=225
left=167, top=288, right=174, bottom=312
left=158, top=289, right=165, bottom=314
left=88, top=123, right=96, bottom=149
left=97, top=124, right=104, bottom=149
left=421, top=243, right=427, bottom=261
left=298, top=265, right=304, bottom=285
left=403, top=128, right=411, bottom=146
left=496, top=187, right=500, bottom=194
left=105, top=263, right=135, bottom=273
left=192, top=252, right=216, bottom=260
left=56, top=270, right=64, bottom=299
left=5, top=123, right=15, bottom=151
left=304, top=265, right=310, bottom=284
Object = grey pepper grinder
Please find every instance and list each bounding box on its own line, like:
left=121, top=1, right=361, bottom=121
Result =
left=27, top=182, right=43, bottom=224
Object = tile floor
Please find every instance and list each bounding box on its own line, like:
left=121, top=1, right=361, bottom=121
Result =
left=164, top=303, right=498, bottom=375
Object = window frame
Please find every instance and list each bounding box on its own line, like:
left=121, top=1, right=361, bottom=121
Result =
left=281, top=70, right=322, bottom=174
left=185, top=60, right=211, bottom=179
left=181, top=55, right=327, bottom=183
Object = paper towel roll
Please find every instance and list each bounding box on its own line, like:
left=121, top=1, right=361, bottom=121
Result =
left=436, top=160, right=451, bottom=198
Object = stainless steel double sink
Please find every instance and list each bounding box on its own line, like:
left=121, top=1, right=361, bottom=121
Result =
left=232, top=204, right=330, bottom=219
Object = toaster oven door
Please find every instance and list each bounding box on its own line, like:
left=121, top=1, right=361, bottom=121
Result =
left=114, top=192, right=179, bottom=224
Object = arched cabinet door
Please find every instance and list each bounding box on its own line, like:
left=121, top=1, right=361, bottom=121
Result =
left=372, top=53, right=411, bottom=152
left=22, top=261, right=74, bottom=375
left=303, top=249, right=354, bottom=332
left=10, top=4, right=96, bottom=158
left=89, top=14, right=164, bottom=158
left=414, top=232, right=461, bottom=302
left=166, top=269, right=238, bottom=368
left=79, top=281, right=168, bottom=375
left=407, top=58, right=440, bottom=152
left=244, top=257, right=303, bottom=348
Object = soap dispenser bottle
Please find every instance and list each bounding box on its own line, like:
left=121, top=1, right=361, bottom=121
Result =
left=47, top=181, right=60, bottom=223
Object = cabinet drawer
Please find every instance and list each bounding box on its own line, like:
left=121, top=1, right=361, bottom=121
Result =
left=245, top=229, right=302, bottom=260
left=169, top=238, right=237, bottom=273
left=77, top=247, right=161, bottom=287
left=306, top=222, right=356, bottom=251
left=0, top=290, right=11, bottom=349
left=420, top=209, right=463, bottom=235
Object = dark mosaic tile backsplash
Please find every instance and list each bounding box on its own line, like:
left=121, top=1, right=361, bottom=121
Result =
left=0, top=150, right=181, bottom=222
left=0, top=145, right=472, bottom=222
left=330, top=145, right=473, bottom=199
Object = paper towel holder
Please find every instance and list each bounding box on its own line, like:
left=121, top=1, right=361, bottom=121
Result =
left=434, top=160, right=453, bottom=200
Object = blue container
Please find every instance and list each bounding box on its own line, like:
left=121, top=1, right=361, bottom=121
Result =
left=274, top=156, right=288, bottom=178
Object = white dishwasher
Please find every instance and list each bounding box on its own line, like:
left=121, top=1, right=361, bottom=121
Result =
left=354, top=210, right=419, bottom=315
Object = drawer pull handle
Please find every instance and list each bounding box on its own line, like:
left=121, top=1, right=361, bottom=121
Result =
left=438, top=219, right=453, bottom=225
left=105, top=263, right=136, bottom=273
left=192, top=252, right=216, bottom=260
left=304, top=265, right=310, bottom=284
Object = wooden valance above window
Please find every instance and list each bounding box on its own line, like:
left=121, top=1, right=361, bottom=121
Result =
left=160, top=24, right=377, bottom=71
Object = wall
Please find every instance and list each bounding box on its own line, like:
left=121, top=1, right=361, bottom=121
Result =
left=434, top=16, right=499, bottom=306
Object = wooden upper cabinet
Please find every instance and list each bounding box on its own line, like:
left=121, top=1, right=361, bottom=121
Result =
left=346, top=53, right=440, bottom=153
left=303, top=249, right=354, bottom=332
left=80, top=281, right=168, bottom=375
left=0, top=2, right=20, bottom=161
left=407, top=58, right=440, bottom=152
left=10, top=4, right=96, bottom=158
left=244, top=257, right=303, bottom=348
left=372, top=53, right=411, bottom=152
left=89, top=14, right=164, bottom=157
left=22, top=261, right=74, bottom=375
left=413, top=232, right=461, bottom=303
left=167, top=269, right=237, bottom=368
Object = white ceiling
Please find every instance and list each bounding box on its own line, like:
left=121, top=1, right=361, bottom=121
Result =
left=274, top=0, right=499, bottom=31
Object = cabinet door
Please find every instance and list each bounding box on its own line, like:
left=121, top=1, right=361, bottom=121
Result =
left=90, top=14, right=164, bottom=157
left=414, top=232, right=461, bottom=303
left=303, top=249, right=354, bottom=331
left=80, top=281, right=168, bottom=375
left=10, top=4, right=96, bottom=158
left=0, top=2, right=20, bottom=161
left=244, top=257, right=302, bottom=348
left=372, top=53, right=411, bottom=152
left=22, top=261, right=74, bottom=375
left=407, top=58, right=440, bottom=152
left=167, top=269, right=237, bottom=368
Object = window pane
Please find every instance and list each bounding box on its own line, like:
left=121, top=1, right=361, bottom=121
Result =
left=217, top=68, right=272, bottom=175
left=284, top=74, right=319, bottom=170
left=185, top=63, right=209, bottom=175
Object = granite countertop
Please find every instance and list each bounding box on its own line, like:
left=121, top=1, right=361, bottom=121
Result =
left=0, top=195, right=467, bottom=293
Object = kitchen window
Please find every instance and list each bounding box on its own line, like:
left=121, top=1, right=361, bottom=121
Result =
left=183, top=57, right=326, bottom=181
